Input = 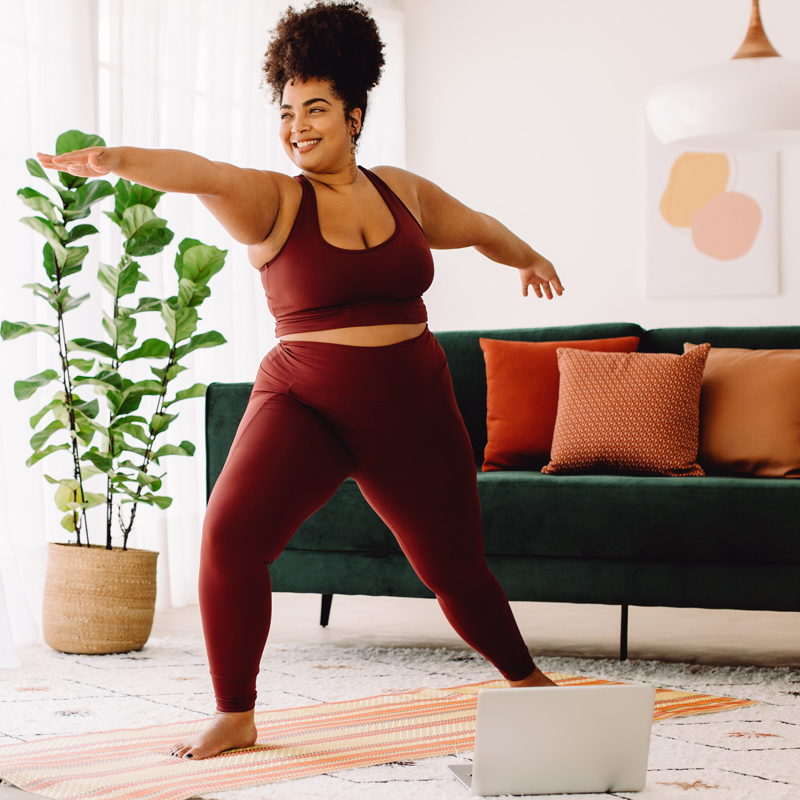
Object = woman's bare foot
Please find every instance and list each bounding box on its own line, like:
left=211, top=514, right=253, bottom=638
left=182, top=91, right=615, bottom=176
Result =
left=508, top=665, right=559, bottom=688
left=170, top=710, right=258, bottom=760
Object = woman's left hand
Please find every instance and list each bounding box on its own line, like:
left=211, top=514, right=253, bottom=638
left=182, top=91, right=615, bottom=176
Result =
left=519, top=255, right=564, bottom=299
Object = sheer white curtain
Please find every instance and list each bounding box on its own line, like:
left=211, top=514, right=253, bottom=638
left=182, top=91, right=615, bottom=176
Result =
left=0, top=0, right=406, bottom=661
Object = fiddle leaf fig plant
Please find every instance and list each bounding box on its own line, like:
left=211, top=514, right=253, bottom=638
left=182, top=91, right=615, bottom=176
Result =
left=2, top=130, right=227, bottom=550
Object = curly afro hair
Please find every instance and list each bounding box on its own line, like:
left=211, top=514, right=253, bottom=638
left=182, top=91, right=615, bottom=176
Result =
left=261, top=1, right=385, bottom=146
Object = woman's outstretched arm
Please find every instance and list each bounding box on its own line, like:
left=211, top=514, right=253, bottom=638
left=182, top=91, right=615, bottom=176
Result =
left=37, top=146, right=281, bottom=246
left=375, top=166, right=564, bottom=299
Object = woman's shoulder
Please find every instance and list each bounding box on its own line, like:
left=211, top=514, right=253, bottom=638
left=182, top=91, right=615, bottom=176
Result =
left=367, top=166, right=423, bottom=226
left=246, top=172, right=304, bottom=270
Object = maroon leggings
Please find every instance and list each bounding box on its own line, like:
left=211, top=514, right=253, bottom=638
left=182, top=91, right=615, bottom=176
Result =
left=199, top=326, right=535, bottom=712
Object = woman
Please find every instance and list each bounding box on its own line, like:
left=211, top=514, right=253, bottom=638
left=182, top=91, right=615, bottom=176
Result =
left=39, top=0, right=564, bottom=761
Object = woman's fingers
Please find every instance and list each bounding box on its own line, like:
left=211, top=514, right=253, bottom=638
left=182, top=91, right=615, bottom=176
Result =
left=37, top=147, right=113, bottom=176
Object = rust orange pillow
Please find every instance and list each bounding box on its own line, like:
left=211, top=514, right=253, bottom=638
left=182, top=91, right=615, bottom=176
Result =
left=542, top=344, right=710, bottom=476
left=480, top=336, right=640, bottom=471
left=684, top=343, right=800, bottom=477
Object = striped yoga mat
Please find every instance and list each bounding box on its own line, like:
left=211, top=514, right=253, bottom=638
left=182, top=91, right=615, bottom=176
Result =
left=0, top=673, right=755, bottom=800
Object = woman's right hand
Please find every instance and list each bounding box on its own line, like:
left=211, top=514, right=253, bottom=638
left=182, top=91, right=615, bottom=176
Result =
left=38, top=147, right=122, bottom=178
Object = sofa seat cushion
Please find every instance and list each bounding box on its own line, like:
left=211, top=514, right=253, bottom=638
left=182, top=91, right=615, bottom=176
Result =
left=476, top=471, right=800, bottom=565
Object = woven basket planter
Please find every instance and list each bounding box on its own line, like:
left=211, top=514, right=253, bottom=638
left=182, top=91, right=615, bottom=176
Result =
left=43, top=542, right=159, bottom=654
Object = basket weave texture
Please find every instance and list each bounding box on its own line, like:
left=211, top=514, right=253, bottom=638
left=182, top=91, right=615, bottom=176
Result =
left=43, top=543, right=158, bottom=654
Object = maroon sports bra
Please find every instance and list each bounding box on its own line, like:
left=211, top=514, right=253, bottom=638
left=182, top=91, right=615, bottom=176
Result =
left=260, top=166, right=434, bottom=338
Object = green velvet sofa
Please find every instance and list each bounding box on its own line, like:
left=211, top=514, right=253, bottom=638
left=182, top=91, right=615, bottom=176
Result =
left=205, top=322, right=800, bottom=659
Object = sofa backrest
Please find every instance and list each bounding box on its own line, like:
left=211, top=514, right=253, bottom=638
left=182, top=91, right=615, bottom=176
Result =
left=205, top=324, right=800, bottom=493
left=434, top=323, right=800, bottom=468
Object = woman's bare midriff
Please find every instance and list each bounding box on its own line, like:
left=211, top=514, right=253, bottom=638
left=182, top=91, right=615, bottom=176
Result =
left=280, top=322, right=427, bottom=347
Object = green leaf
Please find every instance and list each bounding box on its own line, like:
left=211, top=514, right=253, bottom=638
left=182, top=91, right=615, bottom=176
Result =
left=26, top=158, right=51, bottom=182
left=122, top=379, right=163, bottom=400
left=73, top=397, right=100, bottom=419
left=139, top=493, right=172, bottom=510
left=176, top=243, right=227, bottom=286
left=120, top=337, right=171, bottom=363
left=65, top=491, right=106, bottom=511
left=114, top=180, right=165, bottom=218
left=72, top=179, right=115, bottom=210
left=42, top=242, right=57, bottom=281
left=22, top=282, right=57, bottom=302
left=102, top=209, right=122, bottom=228
left=74, top=368, right=123, bottom=392
left=149, top=412, right=177, bottom=435
left=56, top=130, right=106, bottom=155
left=30, top=419, right=65, bottom=451
left=118, top=260, right=148, bottom=298
left=174, top=329, right=227, bottom=360
left=68, top=357, right=95, bottom=373
left=15, top=369, right=59, bottom=400
left=80, top=449, right=113, bottom=472
left=177, top=278, right=211, bottom=308
left=60, top=513, right=75, bottom=533
left=66, top=223, right=98, bottom=243
left=117, top=441, right=148, bottom=458
left=58, top=289, right=90, bottom=313
left=73, top=410, right=108, bottom=439
left=150, top=363, right=187, bottom=381
left=153, top=440, right=196, bottom=459
left=26, top=443, right=70, bottom=467
left=97, top=262, right=120, bottom=296
left=17, top=188, right=58, bottom=224
left=60, top=245, right=89, bottom=278
left=111, top=421, right=151, bottom=445
left=30, top=397, right=64, bottom=428
left=102, top=311, right=137, bottom=349
left=67, top=338, right=118, bottom=359
left=164, top=383, right=206, bottom=407
left=131, top=296, right=163, bottom=314
left=0, top=321, right=58, bottom=341
left=121, top=205, right=174, bottom=257
left=20, top=217, right=68, bottom=265
left=161, top=303, right=198, bottom=344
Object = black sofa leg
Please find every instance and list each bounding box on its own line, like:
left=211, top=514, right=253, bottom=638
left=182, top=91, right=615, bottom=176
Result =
left=320, top=594, right=333, bottom=627
left=620, top=604, right=629, bottom=662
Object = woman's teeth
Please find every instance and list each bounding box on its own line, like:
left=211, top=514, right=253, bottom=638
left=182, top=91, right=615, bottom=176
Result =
left=295, top=139, right=320, bottom=150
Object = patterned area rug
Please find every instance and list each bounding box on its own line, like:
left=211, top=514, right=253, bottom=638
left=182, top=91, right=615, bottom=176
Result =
left=0, top=638, right=798, bottom=799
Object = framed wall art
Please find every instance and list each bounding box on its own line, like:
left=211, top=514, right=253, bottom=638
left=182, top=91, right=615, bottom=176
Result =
left=645, top=123, right=779, bottom=298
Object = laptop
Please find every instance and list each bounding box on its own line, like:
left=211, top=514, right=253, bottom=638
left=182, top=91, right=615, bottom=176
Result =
left=448, top=683, right=656, bottom=796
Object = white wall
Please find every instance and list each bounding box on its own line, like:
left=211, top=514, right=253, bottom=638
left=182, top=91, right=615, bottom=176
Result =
left=401, top=0, right=800, bottom=332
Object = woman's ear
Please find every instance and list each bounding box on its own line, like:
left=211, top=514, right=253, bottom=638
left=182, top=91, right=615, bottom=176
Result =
left=348, top=107, right=363, bottom=135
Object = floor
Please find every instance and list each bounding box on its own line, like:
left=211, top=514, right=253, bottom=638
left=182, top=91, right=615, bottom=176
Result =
left=149, top=594, right=800, bottom=667
left=2, top=595, right=799, bottom=799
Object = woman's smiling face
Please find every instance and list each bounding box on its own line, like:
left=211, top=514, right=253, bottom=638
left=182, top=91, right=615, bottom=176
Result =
left=280, top=78, right=361, bottom=171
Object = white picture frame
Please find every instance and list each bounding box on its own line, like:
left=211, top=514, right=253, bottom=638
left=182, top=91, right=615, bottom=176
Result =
left=645, top=122, right=779, bottom=298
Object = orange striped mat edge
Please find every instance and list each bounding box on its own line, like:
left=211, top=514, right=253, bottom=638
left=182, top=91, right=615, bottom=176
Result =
left=0, top=673, right=756, bottom=800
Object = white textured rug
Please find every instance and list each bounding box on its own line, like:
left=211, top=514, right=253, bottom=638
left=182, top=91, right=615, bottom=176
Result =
left=1, top=637, right=798, bottom=799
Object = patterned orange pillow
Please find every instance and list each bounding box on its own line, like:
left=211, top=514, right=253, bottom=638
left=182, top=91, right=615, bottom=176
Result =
left=542, top=344, right=710, bottom=476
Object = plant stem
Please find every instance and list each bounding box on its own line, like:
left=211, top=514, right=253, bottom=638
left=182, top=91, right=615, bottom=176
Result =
left=119, top=342, right=175, bottom=550
left=54, top=252, right=90, bottom=547
left=105, top=255, right=126, bottom=550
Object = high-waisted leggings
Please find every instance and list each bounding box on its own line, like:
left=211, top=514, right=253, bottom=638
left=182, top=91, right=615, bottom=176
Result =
left=199, top=326, right=535, bottom=712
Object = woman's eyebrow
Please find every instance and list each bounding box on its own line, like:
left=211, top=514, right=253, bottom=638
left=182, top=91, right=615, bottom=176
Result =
left=280, top=98, right=332, bottom=110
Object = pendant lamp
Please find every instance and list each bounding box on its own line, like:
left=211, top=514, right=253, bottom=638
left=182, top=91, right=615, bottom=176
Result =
left=646, top=0, right=800, bottom=151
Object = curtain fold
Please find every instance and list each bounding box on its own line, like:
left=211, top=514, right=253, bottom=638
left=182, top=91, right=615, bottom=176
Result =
left=1, top=0, right=406, bottom=656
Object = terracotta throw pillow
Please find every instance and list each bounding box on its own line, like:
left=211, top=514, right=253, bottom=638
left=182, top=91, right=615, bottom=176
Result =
left=542, top=344, right=710, bottom=476
left=684, top=343, right=800, bottom=477
left=480, top=336, right=640, bottom=471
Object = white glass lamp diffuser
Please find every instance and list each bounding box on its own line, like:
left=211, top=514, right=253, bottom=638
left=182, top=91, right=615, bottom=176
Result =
left=646, top=0, right=800, bottom=151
